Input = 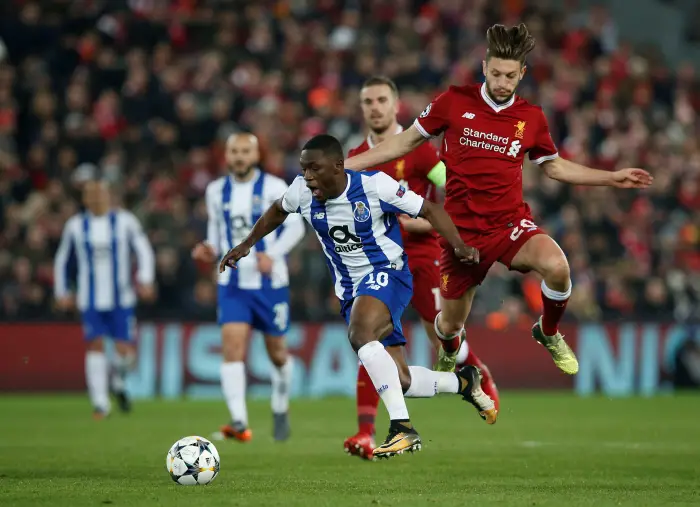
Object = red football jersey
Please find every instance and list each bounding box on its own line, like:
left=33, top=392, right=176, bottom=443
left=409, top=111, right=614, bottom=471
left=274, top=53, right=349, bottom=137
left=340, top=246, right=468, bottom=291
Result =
left=349, top=126, right=442, bottom=261
left=414, top=83, right=559, bottom=232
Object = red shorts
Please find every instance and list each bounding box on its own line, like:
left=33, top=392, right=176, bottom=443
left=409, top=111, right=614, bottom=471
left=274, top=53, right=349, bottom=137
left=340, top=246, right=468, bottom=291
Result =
left=439, top=217, right=545, bottom=300
left=407, top=256, right=440, bottom=322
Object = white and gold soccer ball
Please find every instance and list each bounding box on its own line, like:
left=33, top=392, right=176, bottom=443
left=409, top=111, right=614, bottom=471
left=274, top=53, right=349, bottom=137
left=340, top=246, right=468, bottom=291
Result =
left=166, top=436, right=220, bottom=485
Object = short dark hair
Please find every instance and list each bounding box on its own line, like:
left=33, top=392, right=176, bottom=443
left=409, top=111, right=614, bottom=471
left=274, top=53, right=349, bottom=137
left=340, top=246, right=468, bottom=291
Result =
left=486, top=23, right=535, bottom=65
left=361, top=75, right=399, bottom=97
left=302, top=134, right=344, bottom=161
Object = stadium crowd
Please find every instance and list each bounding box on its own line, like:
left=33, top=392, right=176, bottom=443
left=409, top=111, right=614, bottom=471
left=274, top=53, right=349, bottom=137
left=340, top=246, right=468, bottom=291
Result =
left=0, top=0, right=699, bottom=324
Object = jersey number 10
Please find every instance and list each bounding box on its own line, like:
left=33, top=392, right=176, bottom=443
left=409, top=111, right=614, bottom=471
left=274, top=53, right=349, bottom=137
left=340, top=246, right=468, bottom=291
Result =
left=366, top=272, right=389, bottom=291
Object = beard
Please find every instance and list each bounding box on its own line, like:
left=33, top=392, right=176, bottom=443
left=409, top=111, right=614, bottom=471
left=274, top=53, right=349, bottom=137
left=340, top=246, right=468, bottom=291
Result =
left=485, top=81, right=518, bottom=104
left=369, top=119, right=393, bottom=136
left=229, top=163, right=254, bottom=178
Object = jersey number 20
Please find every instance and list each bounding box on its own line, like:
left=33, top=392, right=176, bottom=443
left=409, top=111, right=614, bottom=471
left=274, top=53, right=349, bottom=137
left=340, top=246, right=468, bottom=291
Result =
left=509, top=219, right=538, bottom=241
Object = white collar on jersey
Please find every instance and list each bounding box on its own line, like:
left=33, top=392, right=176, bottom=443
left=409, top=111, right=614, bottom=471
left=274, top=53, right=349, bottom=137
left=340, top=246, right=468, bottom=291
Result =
left=324, top=172, right=352, bottom=202
left=480, top=82, right=515, bottom=113
left=367, top=124, right=403, bottom=149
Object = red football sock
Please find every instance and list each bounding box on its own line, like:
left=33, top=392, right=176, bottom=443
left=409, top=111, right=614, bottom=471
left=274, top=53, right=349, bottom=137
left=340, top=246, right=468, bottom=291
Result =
left=356, top=365, right=379, bottom=436
left=540, top=280, right=571, bottom=336
left=434, top=313, right=462, bottom=353
left=440, top=335, right=461, bottom=354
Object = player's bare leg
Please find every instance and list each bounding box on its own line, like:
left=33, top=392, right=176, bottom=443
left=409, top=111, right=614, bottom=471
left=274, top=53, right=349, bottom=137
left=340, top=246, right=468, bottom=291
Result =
left=348, top=296, right=421, bottom=460
left=218, top=323, right=253, bottom=442
left=85, top=338, right=111, bottom=419
left=511, top=235, right=578, bottom=374
left=264, top=334, right=292, bottom=441
left=111, top=341, right=136, bottom=413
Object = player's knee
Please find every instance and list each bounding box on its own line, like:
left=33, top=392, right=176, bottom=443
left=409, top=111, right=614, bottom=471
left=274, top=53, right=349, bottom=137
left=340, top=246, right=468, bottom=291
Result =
left=222, top=343, right=245, bottom=362
left=438, top=313, right=463, bottom=337
left=347, top=323, right=376, bottom=352
left=221, top=326, right=247, bottom=362
left=544, top=257, right=571, bottom=288
left=86, top=339, right=104, bottom=352
left=266, top=341, right=288, bottom=368
left=115, top=341, right=134, bottom=356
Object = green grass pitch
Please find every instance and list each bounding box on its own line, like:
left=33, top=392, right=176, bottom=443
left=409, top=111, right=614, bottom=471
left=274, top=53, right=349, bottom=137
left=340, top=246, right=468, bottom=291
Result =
left=1, top=393, right=699, bottom=506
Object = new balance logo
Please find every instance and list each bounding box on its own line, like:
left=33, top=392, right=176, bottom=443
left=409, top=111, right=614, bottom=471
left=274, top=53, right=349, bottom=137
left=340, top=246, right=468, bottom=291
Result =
left=462, top=112, right=475, bottom=119
left=313, top=212, right=325, bottom=219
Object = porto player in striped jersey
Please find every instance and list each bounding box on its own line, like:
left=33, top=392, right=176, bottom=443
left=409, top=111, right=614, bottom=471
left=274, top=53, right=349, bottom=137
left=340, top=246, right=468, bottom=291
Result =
left=220, top=135, right=496, bottom=460
left=193, top=134, right=305, bottom=443
left=344, top=77, right=499, bottom=460
left=346, top=25, right=652, bottom=386
left=54, top=180, right=156, bottom=418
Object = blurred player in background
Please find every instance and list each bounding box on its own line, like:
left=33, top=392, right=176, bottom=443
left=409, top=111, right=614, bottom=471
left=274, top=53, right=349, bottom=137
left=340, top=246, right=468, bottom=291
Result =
left=344, top=76, right=499, bottom=460
left=219, top=135, right=495, bottom=460
left=345, top=24, right=653, bottom=377
left=192, top=134, right=305, bottom=442
left=54, top=180, right=155, bottom=419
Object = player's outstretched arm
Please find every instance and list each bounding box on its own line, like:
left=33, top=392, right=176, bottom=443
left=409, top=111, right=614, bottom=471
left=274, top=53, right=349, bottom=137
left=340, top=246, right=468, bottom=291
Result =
left=345, top=126, right=426, bottom=172
left=219, top=199, right=289, bottom=273
left=541, top=157, right=653, bottom=189
left=419, top=201, right=479, bottom=264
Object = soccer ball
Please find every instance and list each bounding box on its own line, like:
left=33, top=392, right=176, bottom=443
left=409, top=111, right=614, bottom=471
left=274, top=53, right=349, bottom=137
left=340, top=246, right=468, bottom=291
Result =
left=166, top=436, right=220, bottom=485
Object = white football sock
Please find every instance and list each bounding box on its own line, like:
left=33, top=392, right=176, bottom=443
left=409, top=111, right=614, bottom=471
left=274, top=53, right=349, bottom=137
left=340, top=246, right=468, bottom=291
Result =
left=405, top=366, right=459, bottom=397
left=85, top=351, right=110, bottom=412
left=541, top=279, right=572, bottom=300
left=111, top=351, right=135, bottom=393
left=220, top=362, right=248, bottom=426
left=456, top=337, right=470, bottom=365
left=270, top=358, right=293, bottom=414
left=357, top=341, right=409, bottom=421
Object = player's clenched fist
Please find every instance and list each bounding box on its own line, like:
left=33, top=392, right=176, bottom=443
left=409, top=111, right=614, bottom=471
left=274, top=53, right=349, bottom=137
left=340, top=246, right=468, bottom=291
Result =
left=454, top=244, right=479, bottom=264
left=219, top=242, right=252, bottom=273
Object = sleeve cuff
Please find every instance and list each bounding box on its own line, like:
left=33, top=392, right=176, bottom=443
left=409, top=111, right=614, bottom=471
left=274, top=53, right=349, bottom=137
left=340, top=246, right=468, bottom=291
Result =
left=531, top=153, right=559, bottom=165
left=412, top=119, right=433, bottom=139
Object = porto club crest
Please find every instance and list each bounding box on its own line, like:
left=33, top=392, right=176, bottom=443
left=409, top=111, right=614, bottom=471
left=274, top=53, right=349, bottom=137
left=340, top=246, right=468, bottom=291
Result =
left=353, top=202, right=371, bottom=222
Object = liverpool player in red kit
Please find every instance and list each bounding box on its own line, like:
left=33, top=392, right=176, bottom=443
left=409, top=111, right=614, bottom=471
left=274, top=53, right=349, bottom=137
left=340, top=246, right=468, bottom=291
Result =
left=343, top=77, right=500, bottom=460
left=346, top=25, right=652, bottom=384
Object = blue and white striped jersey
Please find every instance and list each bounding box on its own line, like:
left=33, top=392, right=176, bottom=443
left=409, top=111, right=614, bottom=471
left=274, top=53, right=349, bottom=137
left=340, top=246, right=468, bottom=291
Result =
left=54, top=209, right=155, bottom=311
left=206, top=169, right=305, bottom=289
left=281, top=170, right=425, bottom=301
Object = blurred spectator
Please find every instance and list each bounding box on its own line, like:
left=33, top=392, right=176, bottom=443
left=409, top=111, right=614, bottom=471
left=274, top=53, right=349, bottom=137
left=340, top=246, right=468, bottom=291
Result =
left=0, top=0, right=699, bottom=322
